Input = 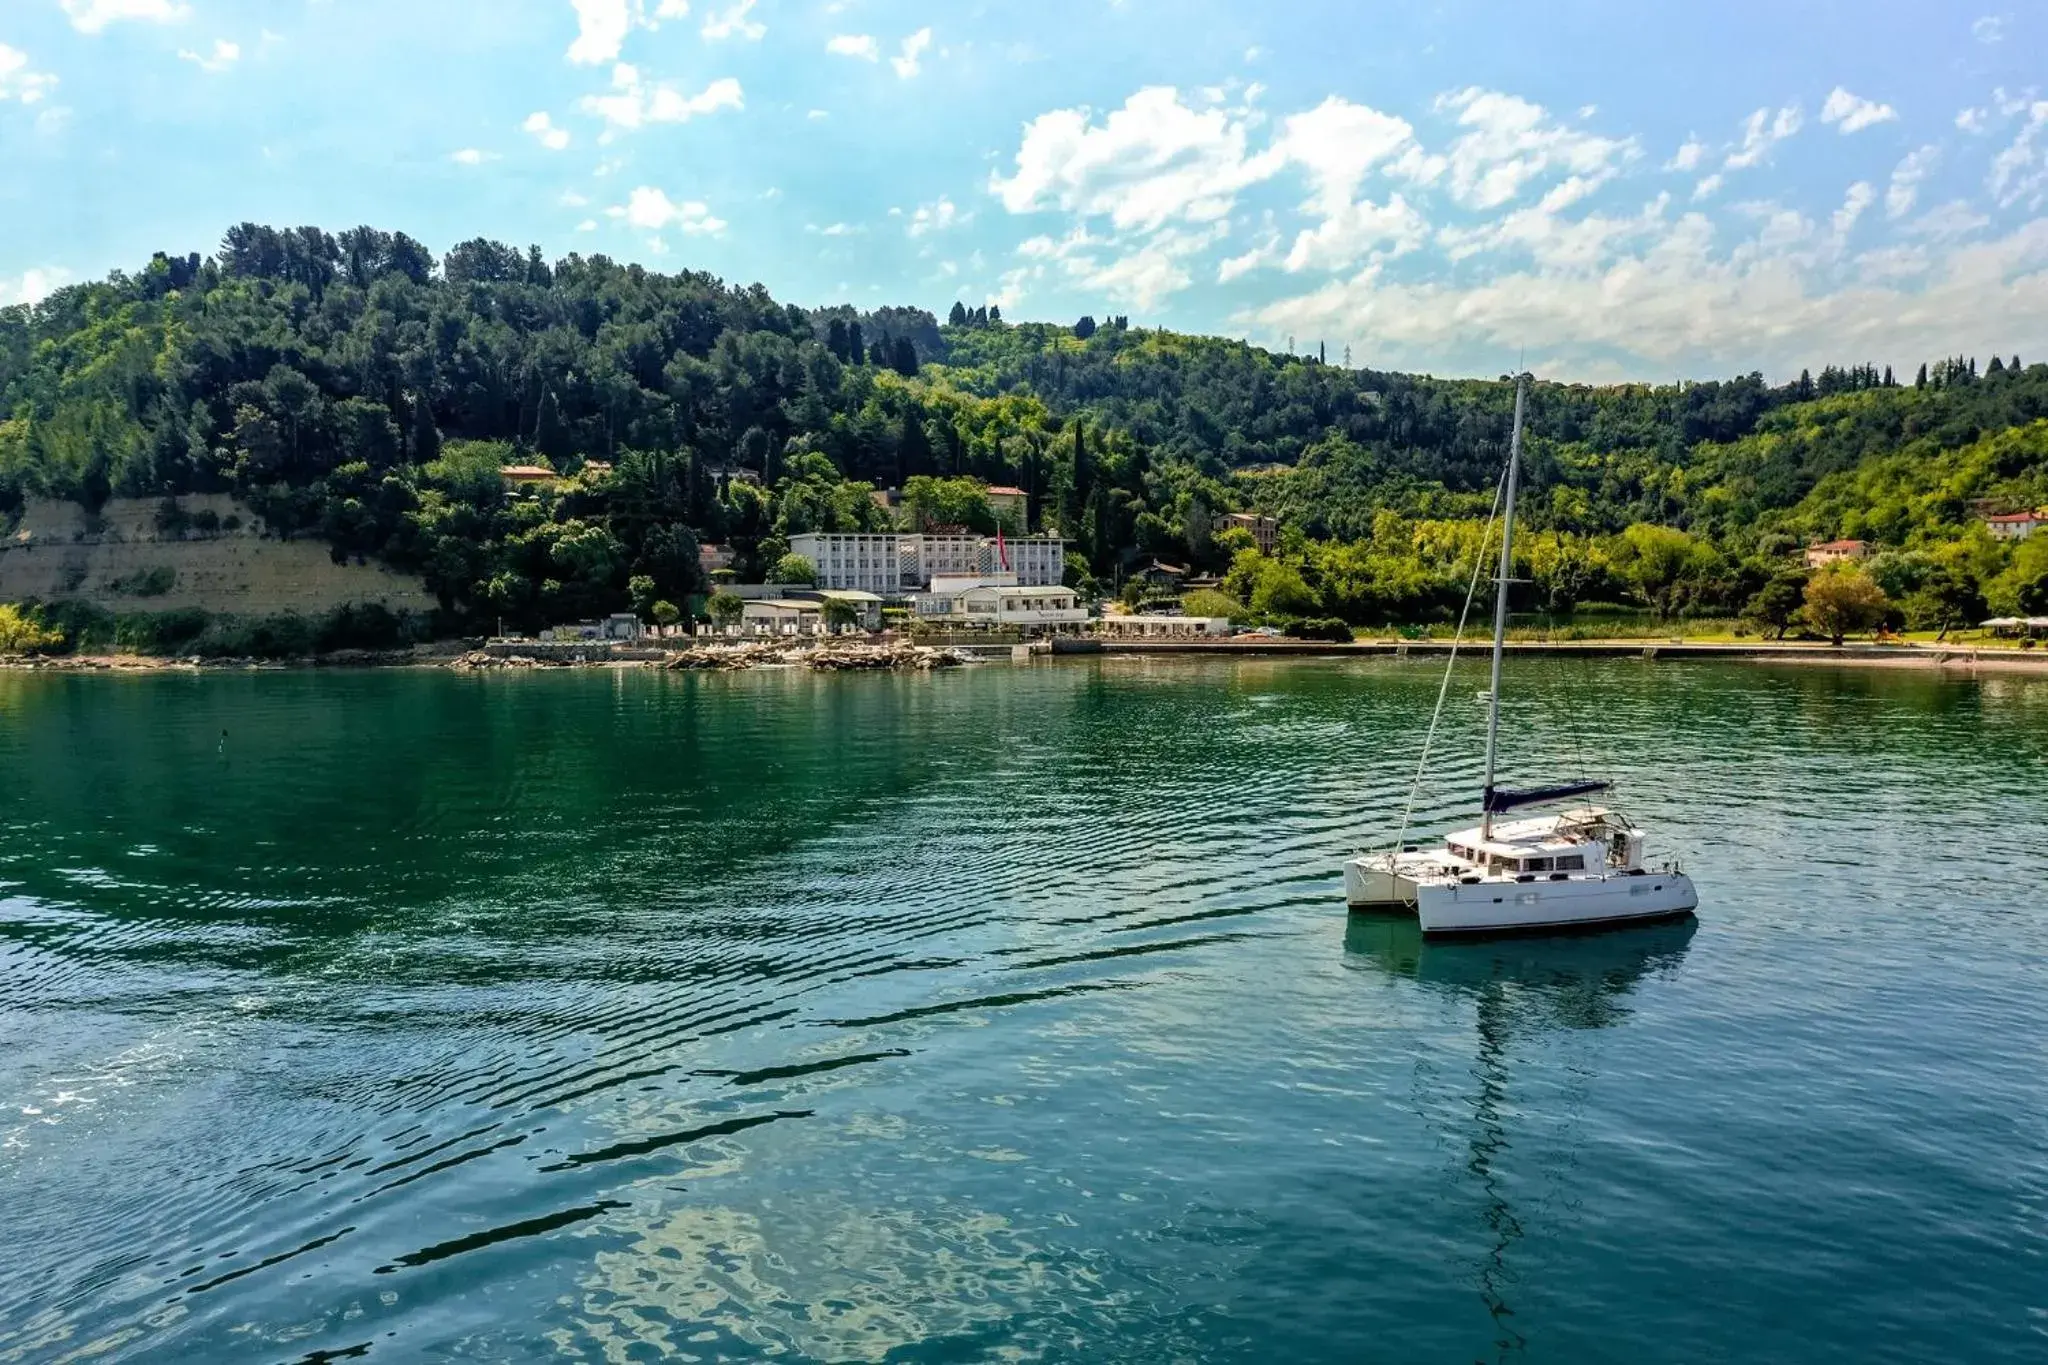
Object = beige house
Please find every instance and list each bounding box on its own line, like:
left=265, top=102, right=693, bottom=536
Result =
left=1984, top=511, right=2048, bottom=542
left=1214, top=511, right=1279, bottom=555
left=985, top=485, right=1028, bottom=527
left=913, top=580, right=1087, bottom=632
left=1804, top=539, right=1870, bottom=569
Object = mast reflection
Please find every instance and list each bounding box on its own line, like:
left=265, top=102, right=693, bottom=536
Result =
left=1344, top=916, right=1697, bottom=1360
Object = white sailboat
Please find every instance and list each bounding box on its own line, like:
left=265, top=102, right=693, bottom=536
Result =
left=1345, top=375, right=1700, bottom=936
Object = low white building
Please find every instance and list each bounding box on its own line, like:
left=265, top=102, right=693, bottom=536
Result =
left=914, top=579, right=1087, bottom=632
left=1984, top=512, right=2048, bottom=542
left=791, top=532, right=1066, bottom=595
left=1093, top=615, right=1234, bottom=639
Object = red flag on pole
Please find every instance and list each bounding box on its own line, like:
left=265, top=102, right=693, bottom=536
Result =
left=996, top=523, right=1010, bottom=572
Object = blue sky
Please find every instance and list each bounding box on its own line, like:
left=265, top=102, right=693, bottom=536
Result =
left=2, top=0, right=2044, bottom=381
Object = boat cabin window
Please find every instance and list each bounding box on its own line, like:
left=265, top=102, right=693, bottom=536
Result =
left=1526, top=857, right=1554, bottom=873
left=1556, top=854, right=1585, bottom=871
left=1488, top=855, right=1512, bottom=874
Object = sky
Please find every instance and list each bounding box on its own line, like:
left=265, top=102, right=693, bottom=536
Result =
left=2, top=0, right=2045, bottom=383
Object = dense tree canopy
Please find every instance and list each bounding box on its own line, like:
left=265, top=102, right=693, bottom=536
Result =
left=5, top=222, right=2048, bottom=638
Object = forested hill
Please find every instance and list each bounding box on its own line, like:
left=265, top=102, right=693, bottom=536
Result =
left=4, top=222, right=2048, bottom=633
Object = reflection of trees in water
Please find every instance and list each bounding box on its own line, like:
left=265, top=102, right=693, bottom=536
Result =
left=1346, top=916, right=1697, bottom=1363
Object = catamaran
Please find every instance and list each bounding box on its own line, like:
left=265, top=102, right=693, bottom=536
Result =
left=1345, top=374, right=1700, bottom=936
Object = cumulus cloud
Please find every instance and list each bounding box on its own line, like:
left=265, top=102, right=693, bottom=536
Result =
left=1972, top=15, right=2005, bottom=44
left=523, top=111, right=571, bottom=150
left=891, top=28, right=933, bottom=79
left=566, top=0, right=690, bottom=66
left=1242, top=214, right=2048, bottom=381
left=907, top=197, right=963, bottom=236
left=1833, top=181, right=1875, bottom=236
left=1723, top=104, right=1803, bottom=171
left=1887, top=145, right=1939, bottom=219
left=580, top=63, right=742, bottom=132
left=61, top=0, right=187, bottom=33
left=0, top=44, right=58, bottom=104
left=0, top=267, right=72, bottom=308
left=1429, top=88, right=1636, bottom=210
left=1666, top=138, right=1705, bottom=173
left=608, top=186, right=724, bottom=233
left=449, top=148, right=497, bottom=165
left=826, top=34, right=880, bottom=61
left=177, top=39, right=240, bottom=74
left=991, top=86, right=1281, bottom=233
left=1991, top=100, right=2048, bottom=209
left=1821, top=87, right=1898, bottom=134
left=699, top=0, right=763, bottom=41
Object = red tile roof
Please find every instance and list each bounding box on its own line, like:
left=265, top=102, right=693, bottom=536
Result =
left=985, top=485, right=1027, bottom=496
left=1985, top=512, right=2047, bottom=524
left=500, top=465, right=556, bottom=479
left=1811, top=539, right=1867, bottom=551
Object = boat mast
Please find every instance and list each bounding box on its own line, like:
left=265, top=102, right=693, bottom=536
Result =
left=1481, top=374, right=1526, bottom=839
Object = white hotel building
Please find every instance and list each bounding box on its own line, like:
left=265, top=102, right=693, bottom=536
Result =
left=789, top=533, right=1067, bottom=596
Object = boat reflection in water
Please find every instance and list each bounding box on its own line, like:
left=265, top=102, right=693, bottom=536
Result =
left=1342, top=915, right=1697, bottom=1360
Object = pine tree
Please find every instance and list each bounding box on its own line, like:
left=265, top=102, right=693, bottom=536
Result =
left=868, top=338, right=888, bottom=367
left=1883, top=365, right=1895, bottom=388
left=1074, top=315, right=1097, bottom=340
left=895, top=412, right=931, bottom=485
left=827, top=318, right=849, bottom=361
left=973, top=305, right=989, bottom=327
left=847, top=321, right=865, bottom=364
left=988, top=304, right=1002, bottom=324
left=1988, top=355, right=2007, bottom=376
left=1796, top=369, right=1815, bottom=400
left=1916, top=362, right=1928, bottom=389
left=947, top=301, right=968, bottom=327
left=890, top=336, right=918, bottom=376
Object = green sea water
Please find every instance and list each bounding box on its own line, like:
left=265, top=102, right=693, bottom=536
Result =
left=2, top=657, right=2045, bottom=1363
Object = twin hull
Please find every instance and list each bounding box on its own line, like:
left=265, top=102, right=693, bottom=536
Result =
left=1345, top=858, right=1698, bottom=936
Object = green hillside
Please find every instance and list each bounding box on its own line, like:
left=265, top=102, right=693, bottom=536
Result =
left=4, top=222, right=2047, bottom=640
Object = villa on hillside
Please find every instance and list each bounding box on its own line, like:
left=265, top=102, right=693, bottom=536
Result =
left=1214, top=511, right=1279, bottom=555
left=985, top=485, right=1028, bottom=525
left=500, top=465, right=558, bottom=492
left=1983, top=511, right=2048, bottom=542
left=1804, top=539, right=1870, bottom=569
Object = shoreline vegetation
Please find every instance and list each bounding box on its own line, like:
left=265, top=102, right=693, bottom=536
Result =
left=7, top=629, right=2047, bottom=675
left=3, top=222, right=2047, bottom=668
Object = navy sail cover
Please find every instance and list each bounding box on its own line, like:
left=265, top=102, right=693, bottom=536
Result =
left=1483, top=780, right=1612, bottom=814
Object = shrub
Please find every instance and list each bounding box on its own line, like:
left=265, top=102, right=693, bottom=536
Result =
left=1279, top=616, right=1354, bottom=642
left=107, top=565, right=177, bottom=598
left=0, top=603, right=63, bottom=653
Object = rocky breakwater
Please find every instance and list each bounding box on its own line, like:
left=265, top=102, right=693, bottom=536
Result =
left=666, top=640, right=971, bottom=672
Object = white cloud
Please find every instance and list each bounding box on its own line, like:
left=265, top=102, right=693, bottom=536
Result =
left=1271, top=96, right=1420, bottom=216
left=1901, top=200, right=1991, bottom=240
left=1429, top=88, right=1637, bottom=210
left=1724, top=104, right=1803, bottom=171
left=700, top=0, right=763, bottom=40
left=523, top=111, right=572, bottom=150
left=891, top=27, right=932, bottom=79
left=1284, top=194, right=1428, bottom=272
left=577, top=219, right=598, bottom=232
left=609, top=186, right=724, bottom=233
left=1014, top=223, right=1229, bottom=311
left=1218, top=231, right=1282, bottom=283
left=580, top=64, right=743, bottom=132
left=449, top=148, right=497, bottom=165
left=1887, top=145, right=1939, bottom=219
left=1242, top=213, right=2048, bottom=382
left=806, top=109, right=829, bottom=120
left=1820, top=87, right=1898, bottom=134
left=808, top=222, right=861, bottom=236
left=61, top=0, right=188, bottom=33
left=1991, top=100, right=2048, bottom=209
left=826, top=34, right=879, bottom=61
left=566, top=0, right=691, bottom=66
left=177, top=39, right=240, bottom=73
left=1957, top=107, right=1989, bottom=134
left=1692, top=173, right=1725, bottom=201
left=0, top=44, right=58, bottom=105
left=1833, top=181, right=1875, bottom=236
left=0, top=267, right=71, bottom=308
left=907, top=197, right=962, bottom=236
left=560, top=189, right=589, bottom=207
left=991, top=86, right=1280, bottom=233
left=1973, top=15, right=2005, bottom=44
left=1666, top=138, right=1705, bottom=172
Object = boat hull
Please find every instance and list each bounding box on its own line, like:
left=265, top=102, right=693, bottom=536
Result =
left=1414, top=872, right=1698, bottom=936
left=1343, top=857, right=1416, bottom=909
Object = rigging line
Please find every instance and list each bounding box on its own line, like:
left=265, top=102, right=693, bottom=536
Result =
left=1388, top=455, right=1512, bottom=856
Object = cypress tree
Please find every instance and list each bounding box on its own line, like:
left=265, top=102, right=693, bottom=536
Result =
left=988, top=304, right=1002, bottom=324
left=847, top=321, right=866, bottom=364
left=947, top=301, right=968, bottom=327
left=827, top=318, right=849, bottom=361
left=1916, top=362, right=1928, bottom=389
left=891, top=336, right=918, bottom=376
left=869, top=338, right=888, bottom=367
